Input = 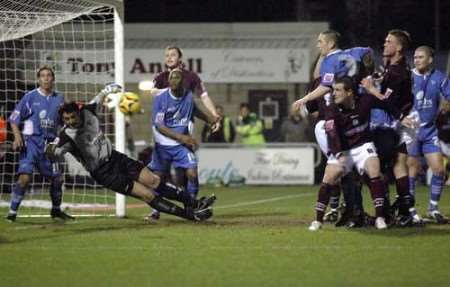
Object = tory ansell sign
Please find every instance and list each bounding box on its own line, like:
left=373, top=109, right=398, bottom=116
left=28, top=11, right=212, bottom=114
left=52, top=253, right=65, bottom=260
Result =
left=39, top=48, right=310, bottom=83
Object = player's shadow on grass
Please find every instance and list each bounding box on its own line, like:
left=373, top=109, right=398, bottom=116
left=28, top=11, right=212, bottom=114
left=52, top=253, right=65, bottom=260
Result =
left=214, top=210, right=291, bottom=219
left=151, top=211, right=304, bottom=228
left=350, top=225, right=450, bottom=237
left=211, top=211, right=310, bottom=227
left=0, top=219, right=169, bottom=245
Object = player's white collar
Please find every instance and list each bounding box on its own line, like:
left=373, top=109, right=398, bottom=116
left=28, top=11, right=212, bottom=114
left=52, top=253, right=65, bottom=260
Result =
left=65, top=127, right=78, bottom=139
left=37, top=87, right=54, bottom=97
left=168, top=89, right=183, bottom=100
left=412, top=68, right=433, bottom=76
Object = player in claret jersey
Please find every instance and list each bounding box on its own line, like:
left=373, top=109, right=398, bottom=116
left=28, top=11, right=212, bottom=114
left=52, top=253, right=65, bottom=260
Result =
left=361, top=29, right=415, bottom=225
left=151, top=45, right=220, bottom=123
left=309, top=76, right=388, bottom=231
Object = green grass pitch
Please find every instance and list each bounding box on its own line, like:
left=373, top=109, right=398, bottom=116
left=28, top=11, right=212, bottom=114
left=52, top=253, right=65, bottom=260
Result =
left=0, top=185, right=449, bottom=287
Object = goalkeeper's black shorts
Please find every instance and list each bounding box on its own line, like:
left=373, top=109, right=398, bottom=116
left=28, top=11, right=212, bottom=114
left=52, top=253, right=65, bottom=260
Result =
left=91, top=150, right=145, bottom=195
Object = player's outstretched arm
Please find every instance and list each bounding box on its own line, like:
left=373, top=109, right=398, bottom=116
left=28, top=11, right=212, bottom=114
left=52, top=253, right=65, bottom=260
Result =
left=90, top=83, right=122, bottom=112
left=44, top=137, right=73, bottom=161
left=194, top=100, right=220, bottom=133
left=360, top=77, right=386, bottom=100
left=292, top=85, right=331, bottom=112
left=200, top=92, right=219, bottom=120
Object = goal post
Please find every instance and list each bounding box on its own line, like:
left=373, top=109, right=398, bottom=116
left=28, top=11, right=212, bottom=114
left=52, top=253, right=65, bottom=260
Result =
left=113, top=3, right=126, bottom=217
left=0, top=0, right=126, bottom=218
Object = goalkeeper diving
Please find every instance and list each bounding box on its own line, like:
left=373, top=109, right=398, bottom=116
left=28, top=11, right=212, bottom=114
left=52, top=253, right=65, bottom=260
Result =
left=45, top=83, right=216, bottom=221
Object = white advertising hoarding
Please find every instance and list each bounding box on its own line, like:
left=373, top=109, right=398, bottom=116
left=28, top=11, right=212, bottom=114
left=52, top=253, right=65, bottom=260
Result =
left=39, top=50, right=115, bottom=83
left=39, top=48, right=310, bottom=83
left=198, top=146, right=314, bottom=185
left=127, top=49, right=310, bottom=83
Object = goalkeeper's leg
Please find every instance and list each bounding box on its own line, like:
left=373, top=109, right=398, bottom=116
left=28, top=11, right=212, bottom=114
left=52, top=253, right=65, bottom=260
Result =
left=129, top=181, right=211, bottom=221
left=138, top=167, right=215, bottom=211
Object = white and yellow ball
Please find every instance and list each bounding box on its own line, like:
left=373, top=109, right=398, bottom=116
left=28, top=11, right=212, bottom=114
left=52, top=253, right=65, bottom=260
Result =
left=119, top=92, right=141, bottom=115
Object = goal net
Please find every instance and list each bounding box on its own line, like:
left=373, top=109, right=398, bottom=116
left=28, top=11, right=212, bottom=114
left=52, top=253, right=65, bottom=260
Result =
left=0, top=0, right=125, bottom=218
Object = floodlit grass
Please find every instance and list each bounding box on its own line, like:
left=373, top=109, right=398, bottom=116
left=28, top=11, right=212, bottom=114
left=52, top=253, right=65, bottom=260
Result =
left=0, top=185, right=449, bottom=287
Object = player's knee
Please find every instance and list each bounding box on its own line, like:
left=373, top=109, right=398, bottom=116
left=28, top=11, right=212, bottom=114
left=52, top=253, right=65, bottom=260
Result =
left=186, top=169, right=198, bottom=181
left=17, top=174, right=30, bottom=188
left=151, top=174, right=161, bottom=189
left=322, top=170, right=342, bottom=185
left=141, top=190, right=155, bottom=202
left=431, top=167, right=445, bottom=177
left=130, top=182, right=155, bottom=202
left=139, top=168, right=161, bottom=189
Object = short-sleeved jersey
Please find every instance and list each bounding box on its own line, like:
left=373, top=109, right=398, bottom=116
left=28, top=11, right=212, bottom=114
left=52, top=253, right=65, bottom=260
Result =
left=153, top=65, right=206, bottom=97
left=152, top=89, right=195, bottom=146
left=320, top=47, right=373, bottom=87
left=55, top=104, right=113, bottom=172
left=329, top=94, right=376, bottom=154
left=412, top=68, right=450, bottom=134
left=436, top=109, right=450, bottom=143
left=305, top=77, right=331, bottom=121
left=370, top=57, right=413, bottom=128
left=8, top=89, right=64, bottom=140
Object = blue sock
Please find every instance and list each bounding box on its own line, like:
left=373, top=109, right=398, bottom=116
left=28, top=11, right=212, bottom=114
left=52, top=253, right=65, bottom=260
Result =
left=186, top=177, right=199, bottom=199
left=9, top=183, right=27, bottom=214
left=50, top=178, right=63, bottom=211
left=429, top=174, right=444, bottom=211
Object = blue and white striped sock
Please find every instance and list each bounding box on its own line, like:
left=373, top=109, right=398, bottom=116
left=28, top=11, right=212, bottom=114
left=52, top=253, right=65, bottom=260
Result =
left=429, top=174, right=444, bottom=211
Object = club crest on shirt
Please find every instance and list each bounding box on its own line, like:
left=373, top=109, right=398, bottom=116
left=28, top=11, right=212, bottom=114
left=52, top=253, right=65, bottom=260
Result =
left=384, top=88, right=393, bottom=99
left=39, top=110, right=47, bottom=119
left=323, top=73, right=334, bottom=84
left=415, top=90, right=424, bottom=100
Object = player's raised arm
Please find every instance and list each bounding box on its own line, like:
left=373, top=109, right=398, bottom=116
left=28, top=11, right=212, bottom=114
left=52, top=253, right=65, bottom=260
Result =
left=44, top=136, right=73, bottom=161
left=90, top=83, right=122, bottom=113
left=292, top=85, right=332, bottom=112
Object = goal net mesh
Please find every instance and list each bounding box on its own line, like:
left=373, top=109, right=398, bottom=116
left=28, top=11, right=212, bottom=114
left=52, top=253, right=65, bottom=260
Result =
left=0, top=0, right=118, bottom=217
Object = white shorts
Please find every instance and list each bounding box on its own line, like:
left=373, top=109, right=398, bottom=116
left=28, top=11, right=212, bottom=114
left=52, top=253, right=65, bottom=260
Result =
left=314, top=120, right=329, bottom=156
left=440, top=140, right=450, bottom=157
left=327, top=142, right=378, bottom=175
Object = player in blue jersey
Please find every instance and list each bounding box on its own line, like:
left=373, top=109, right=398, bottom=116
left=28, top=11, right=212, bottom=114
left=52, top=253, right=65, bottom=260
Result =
left=6, top=66, right=73, bottom=222
left=293, top=30, right=374, bottom=110
left=406, top=46, right=450, bottom=224
left=149, top=69, right=217, bottom=219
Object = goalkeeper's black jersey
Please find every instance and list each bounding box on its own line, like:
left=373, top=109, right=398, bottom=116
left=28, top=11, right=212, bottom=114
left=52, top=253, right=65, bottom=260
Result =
left=56, top=105, right=113, bottom=172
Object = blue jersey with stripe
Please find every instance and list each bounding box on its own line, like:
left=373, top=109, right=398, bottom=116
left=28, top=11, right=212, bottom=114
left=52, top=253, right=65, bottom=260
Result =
left=152, top=88, right=195, bottom=146
left=413, top=68, right=450, bottom=132
left=8, top=88, right=64, bottom=140
left=320, top=47, right=373, bottom=87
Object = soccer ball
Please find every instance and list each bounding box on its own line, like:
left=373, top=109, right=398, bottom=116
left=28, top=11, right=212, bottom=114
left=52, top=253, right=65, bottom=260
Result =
left=119, top=92, right=141, bottom=115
